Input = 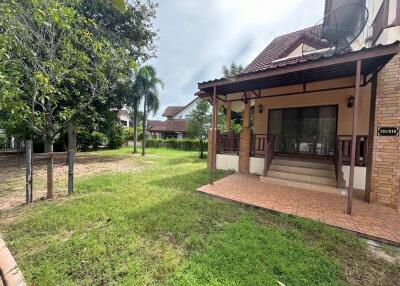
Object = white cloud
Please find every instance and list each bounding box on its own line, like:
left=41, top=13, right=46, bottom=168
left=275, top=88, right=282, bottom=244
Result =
left=149, top=0, right=324, bottom=119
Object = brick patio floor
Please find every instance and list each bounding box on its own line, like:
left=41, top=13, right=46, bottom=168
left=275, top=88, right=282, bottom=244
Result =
left=198, top=173, right=400, bottom=245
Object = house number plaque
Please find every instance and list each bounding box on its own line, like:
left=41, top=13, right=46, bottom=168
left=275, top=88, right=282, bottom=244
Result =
left=377, top=127, right=399, bottom=136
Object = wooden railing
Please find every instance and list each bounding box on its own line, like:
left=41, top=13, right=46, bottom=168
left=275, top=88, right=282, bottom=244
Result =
left=217, top=133, right=240, bottom=155
left=250, top=133, right=267, bottom=157
left=334, top=135, right=369, bottom=187
left=263, top=135, right=275, bottom=176
left=372, top=0, right=389, bottom=44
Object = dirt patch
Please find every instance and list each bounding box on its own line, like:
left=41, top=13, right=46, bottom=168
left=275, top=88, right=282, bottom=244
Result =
left=0, top=153, right=141, bottom=212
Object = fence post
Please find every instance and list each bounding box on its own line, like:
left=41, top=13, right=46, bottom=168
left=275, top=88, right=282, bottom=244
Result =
left=25, top=139, right=33, bottom=204
left=67, top=122, right=76, bottom=195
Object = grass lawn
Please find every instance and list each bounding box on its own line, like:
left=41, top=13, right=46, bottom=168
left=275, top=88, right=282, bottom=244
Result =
left=0, top=148, right=399, bottom=285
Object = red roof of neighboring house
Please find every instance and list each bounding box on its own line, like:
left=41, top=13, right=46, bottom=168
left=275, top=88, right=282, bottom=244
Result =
left=148, top=119, right=187, bottom=133
left=242, top=25, right=326, bottom=74
left=147, top=120, right=162, bottom=129
left=162, top=106, right=185, bottom=117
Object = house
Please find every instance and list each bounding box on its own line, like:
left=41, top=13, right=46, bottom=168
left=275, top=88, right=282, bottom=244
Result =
left=148, top=98, right=200, bottom=139
left=197, top=0, right=400, bottom=211
left=117, top=109, right=133, bottom=128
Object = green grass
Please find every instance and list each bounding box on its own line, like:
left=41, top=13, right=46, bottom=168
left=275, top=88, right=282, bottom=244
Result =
left=1, top=148, right=399, bottom=285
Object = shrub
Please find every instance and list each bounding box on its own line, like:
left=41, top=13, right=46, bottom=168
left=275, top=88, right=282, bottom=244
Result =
left=145, top=138, right=207, bottom=151
left=91, top=131, right=107, bottom=150
left=107, top=126, right=124, bottom=149
left=77, top=130, right=107, bottom=151
left=122, top=127, right=134, bottom=143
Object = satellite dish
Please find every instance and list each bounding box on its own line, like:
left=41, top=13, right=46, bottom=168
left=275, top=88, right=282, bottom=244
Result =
left=302, top=3, right=369, bottom=59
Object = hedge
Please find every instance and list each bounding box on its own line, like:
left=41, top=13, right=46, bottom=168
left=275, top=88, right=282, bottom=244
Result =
left=145, top=138, right=207, bottom=151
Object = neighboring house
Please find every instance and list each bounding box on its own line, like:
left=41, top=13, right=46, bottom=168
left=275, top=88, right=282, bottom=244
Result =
left=117, top=109, right=133, bottom=128
left=197, top=0, right=400, bottom=210
left=148, top=98, right=200, bottom=139
left=146, top=120, right=162, bottom=137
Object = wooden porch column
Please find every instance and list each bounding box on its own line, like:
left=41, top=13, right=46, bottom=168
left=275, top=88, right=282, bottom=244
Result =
left=347, top=60, right=362, bottom=215
left=208, top=86, right=218, bottom=184
left=225, top=101, right=232, bottom=133
left=239, top=100, right=251, bottom=173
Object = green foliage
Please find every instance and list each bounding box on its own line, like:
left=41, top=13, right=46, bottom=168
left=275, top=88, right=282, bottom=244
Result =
left=187, top=100, right=210, bottom=158
left=222, top=62, right=244, bottom=78
left=146, top=138, right=208, bottom=151
left=2, top=149, right=397, bottom=285
left=107, top=125, right=124, bottom=149
left=77, top=130, right=106, bottom=151
left=122, top=127, right=134, bottom=142
left=0, top=135, right=6, bottom=150
left=81, top=0, right=158, bottom=63
left=0, top=0, right=129, bottom=144
left=91, top=131, right=107, bottom=150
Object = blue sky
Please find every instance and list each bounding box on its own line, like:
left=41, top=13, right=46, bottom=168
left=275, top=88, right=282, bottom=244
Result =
left=149, top=0, right=325, bottom=119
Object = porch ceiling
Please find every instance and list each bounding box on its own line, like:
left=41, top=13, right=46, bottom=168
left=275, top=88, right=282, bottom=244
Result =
left=198, top=42, right=400, bottom=96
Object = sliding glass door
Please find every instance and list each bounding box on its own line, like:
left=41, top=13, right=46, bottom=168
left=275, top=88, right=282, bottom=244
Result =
left=269, top=105, right=337, bottom=156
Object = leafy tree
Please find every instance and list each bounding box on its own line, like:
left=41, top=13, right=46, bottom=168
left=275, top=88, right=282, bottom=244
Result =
left=222, top=62, right=244, bottom=78
left=0, top=0, right=127, bottom=198
left=132, top=65, right=163, bottom=156
left=187, top=100, right=211, bottom=159
left=80, top=0, right=158, bottom=63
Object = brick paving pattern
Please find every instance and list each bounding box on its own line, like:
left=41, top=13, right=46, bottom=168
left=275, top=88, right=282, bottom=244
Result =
left=198, top=173, right=400, bottom=245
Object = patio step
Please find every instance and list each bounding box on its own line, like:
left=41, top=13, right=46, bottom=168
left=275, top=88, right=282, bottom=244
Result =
left=272, top=158, right=335, bottom=170
left=260, top=176, right=347, bottom=196
left=269, top=164, right=335, bottom=178
left=267, top=170, right=337, bottom=186
left=263, top=157, right=342, bottom=194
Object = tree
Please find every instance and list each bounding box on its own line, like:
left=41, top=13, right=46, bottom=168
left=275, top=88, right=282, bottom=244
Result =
left=0, top=0, right=127, bottom=198
left=187, top=100, right=211, bottom=159
left=132, top=66, right=163, bottom=156
left=222, top=62, right=244, bottom=78
left=81, top=0, right=158, bottom=64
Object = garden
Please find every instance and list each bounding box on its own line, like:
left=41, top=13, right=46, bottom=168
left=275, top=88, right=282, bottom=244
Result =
left=0, top=148, right=399, bottom=285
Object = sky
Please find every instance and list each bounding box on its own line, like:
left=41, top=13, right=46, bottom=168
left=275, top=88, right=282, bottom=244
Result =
left=149, top=0, right=325, bottom=119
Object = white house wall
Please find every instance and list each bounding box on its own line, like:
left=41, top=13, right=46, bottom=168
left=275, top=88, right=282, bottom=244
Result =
left=216, top=154, right=239, bottom=172
left=342, top=166, right=366, bottom=190
left=173, top=98, right=199, bottom=119
left=249, top=157, right=264, bottom=175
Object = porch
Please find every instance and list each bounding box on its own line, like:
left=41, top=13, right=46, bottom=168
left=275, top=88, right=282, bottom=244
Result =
left=198, top=173, right=400, bottom=245
left=198, top=42, right=400, bottom=212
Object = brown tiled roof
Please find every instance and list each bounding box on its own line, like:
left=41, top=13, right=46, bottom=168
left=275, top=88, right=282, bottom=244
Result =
left=149, top=119, right=187, bottom=133
left=147, top=120, right=162, bottom=129
left=242, top=25, right=329, bottom=74
left=162, top=106, right=185, bottom=117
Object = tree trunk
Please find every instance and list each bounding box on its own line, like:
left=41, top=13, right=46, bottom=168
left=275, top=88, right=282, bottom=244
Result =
left=199, top=138, right=204, bottom=159
left=25, top=139, right=33, bottom=204
left=142, top=94, right=147, bottom=156
left=67, top=122, right=76, bottom=195
left=44, top=139, right=54, bottom=199
left=133, top=107, right=138, bottom=153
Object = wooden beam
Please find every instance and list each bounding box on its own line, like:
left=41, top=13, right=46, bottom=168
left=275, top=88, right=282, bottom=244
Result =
left=209, top=86, right=218, bottom=184
left=347, top=60, right=362, bottom=215
left=226, top=101, right=232, bottom=132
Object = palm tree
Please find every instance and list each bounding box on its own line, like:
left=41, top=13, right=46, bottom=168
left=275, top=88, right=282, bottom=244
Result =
left=134, top=65, right=163, bottom=156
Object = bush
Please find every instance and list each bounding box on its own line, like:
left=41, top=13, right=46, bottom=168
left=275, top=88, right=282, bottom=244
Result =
left=107, top=126, right=124, bottom=149
left=122, top=127, right=134, bottom=143
left=77, top=130, right=107, bottom=151
left=92, top=131, right=106, bottom=150
left=145, top=138, right=207, bottom=151
left=0, top=136, right=6, bottom=150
